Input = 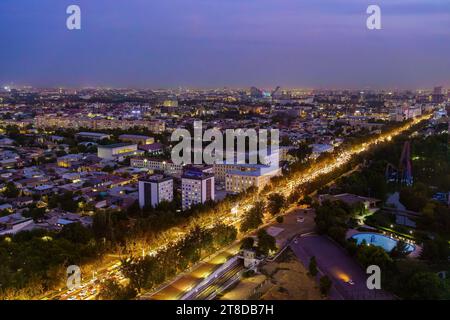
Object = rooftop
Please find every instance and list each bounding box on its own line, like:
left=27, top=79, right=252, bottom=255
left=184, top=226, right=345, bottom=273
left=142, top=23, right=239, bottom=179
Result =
left=98, top=143, right=136, bottom=149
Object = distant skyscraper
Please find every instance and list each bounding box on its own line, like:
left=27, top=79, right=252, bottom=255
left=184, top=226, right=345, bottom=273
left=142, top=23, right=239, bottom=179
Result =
left=138, top=175, right=173, bottom=209
left=250, top=86, right=263, bottom=99
left=432, top=86, right=445, bottom=103
left=434, top=86, right=444, bottom=95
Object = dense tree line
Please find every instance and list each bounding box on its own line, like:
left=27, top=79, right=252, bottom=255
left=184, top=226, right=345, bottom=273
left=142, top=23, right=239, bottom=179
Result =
left=0, top=224, right=101, bottom=299
left=314, top=200, right=363, bottom=245
left=348, top=241, right=450, bottom=300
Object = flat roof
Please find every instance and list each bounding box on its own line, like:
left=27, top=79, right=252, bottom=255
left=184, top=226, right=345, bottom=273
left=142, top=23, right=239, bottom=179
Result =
left=119, top=134, right=152, bottom=139
left=139, top=175, right=173, bottom=183
left=98, top=143, right=136, bottom=149
left=77, top=132, right=109, bottom=136
left=182, top=171, right=214, bottom=180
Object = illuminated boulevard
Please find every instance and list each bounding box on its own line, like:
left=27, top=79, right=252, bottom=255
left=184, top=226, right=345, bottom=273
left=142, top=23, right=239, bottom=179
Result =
left=42, top=114, right=430, bottom=300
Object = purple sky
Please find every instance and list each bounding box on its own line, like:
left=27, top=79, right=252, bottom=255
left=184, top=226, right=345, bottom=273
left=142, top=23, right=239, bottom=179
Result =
left=0, top=0, right=449, bottom=89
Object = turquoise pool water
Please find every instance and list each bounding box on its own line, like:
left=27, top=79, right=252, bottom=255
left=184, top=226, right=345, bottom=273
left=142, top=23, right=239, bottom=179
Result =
left=351, top=233, right=415, bottom=253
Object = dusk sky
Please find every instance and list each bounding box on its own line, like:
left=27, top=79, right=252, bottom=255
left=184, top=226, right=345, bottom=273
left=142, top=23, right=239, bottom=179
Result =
left=1, top=0, right=449, bottom=89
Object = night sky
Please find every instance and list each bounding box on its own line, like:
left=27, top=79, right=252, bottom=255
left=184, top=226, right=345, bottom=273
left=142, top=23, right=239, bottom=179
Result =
left=0, top=0, right=449, bottom=89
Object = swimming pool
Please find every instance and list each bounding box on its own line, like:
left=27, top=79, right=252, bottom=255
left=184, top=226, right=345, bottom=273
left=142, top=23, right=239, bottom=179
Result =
left=351, top=233, right=415, bottom=253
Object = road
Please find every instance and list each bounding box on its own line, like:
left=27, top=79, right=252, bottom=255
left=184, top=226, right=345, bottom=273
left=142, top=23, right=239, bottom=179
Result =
left=38, top=114, right=430, bottom=300
left=40, top=262, right=125, bottom=300
left=290, top=234, right=393, bottom=300
left=143, top=206, right=315, bottom=300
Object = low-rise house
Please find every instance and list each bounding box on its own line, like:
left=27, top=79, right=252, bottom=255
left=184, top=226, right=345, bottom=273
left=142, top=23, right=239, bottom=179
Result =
left=12, top=196, right=34, bottom=208
left=318, top=193, right=380, bottom=213
left=0, top=213, right=34, bottom=235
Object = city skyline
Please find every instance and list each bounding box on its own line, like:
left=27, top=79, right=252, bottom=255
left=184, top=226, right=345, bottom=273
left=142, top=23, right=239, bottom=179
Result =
left=1, top=0, right=449, bottom=89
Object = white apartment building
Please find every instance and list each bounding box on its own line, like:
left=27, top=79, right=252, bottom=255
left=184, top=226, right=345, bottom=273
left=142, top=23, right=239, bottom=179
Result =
left=213, top=149, right=280, bottom=182
left=181, top=170, right=215, bottom=211
left=225, top=165, right=281, bottom=193
left=130, top=158, right=183, bottom=176
left=35, top=116, right=166, bottom=133
left=391, top=105, right=422, bottom=122
left=138, top=175, right=174, bottom=209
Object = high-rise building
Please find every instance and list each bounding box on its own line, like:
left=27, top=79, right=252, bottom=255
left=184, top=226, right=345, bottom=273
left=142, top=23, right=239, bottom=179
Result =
left=434, top=86, right=444, bottom=95
left=432, top=86, right=445, bottom=103
left=181, top=168, right=215, bottom=211
left=250, top=86, right=263, bottom=99
left=138, top=174, right=173, bottom=209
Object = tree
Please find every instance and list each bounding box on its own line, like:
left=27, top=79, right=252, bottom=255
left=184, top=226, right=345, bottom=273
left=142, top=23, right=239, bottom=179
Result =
left=299, top=195, right=312, bottom=206
left=256, top=229, right=277, bottom=256
left=240, top=237, right=255, bottom=250
left=403, top=272, right=445, bottom=300
left=319, top=275, right=332, bottom=297
left=3, top=182, right=20, bottom=198
left=23, top=206, right=46, bottom=221
left=314, top=200, right=351, bottom=245
left=356, top=243, right=393, bottom=271
left=98, top=279, right=137, bottom=300
left=240, top=201, right=265, bottom=232
left=120, top=257, right=149, bottom=293
left=59, top=192, right=78, bottom=212
left=399, top=187, right=428, bottom=212
left=420, top=237, right=450, bottom=262
left=57, top=223, right=93, bottom=245
left=211, top=224, right=237, bottom=248
left=289, top=143, right=313, bottom=163
left=267, top=193, right=286, bottom=216
left=179, top=226, right=205, bottom=265
left=102, top=165, right=115, bottom=173
left=126, top=200, right=141, bottom=217
left=308, top=256, right=318, bottom=277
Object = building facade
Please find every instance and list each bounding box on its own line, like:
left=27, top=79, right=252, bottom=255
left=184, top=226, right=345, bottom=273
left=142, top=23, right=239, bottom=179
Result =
left=119, top=134, right=155, bottom=145
left=97, top=143, right=142, bottom=160
left=138, top=175, right=173, bottom=209
left=130, top=158, right=183, bottom=176
left=181, top=170, right=215, bottom=211
left=225, top=166, right=281, bottom=193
